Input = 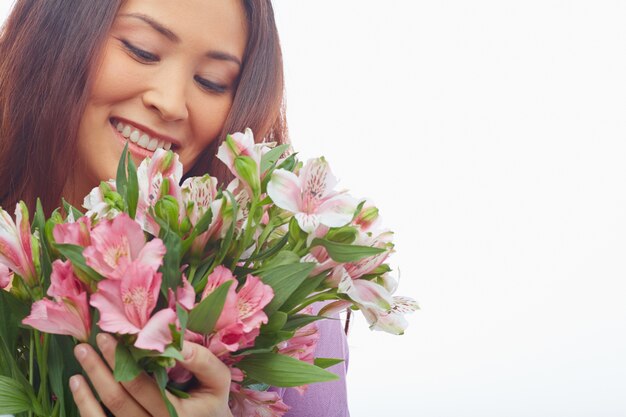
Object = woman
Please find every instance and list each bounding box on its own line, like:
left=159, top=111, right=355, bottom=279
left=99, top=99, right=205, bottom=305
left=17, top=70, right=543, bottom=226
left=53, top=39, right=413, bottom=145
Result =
left=0, top=1, right=349, bottom=416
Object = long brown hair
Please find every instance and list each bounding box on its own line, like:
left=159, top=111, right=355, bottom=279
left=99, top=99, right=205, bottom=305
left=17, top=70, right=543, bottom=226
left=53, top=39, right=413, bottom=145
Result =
left=0, top=0, right=287, bottom=214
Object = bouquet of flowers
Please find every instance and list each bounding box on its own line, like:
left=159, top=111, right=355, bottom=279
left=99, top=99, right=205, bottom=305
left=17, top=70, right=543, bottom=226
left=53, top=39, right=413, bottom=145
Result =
left=0, top=129, right=417, bottom=417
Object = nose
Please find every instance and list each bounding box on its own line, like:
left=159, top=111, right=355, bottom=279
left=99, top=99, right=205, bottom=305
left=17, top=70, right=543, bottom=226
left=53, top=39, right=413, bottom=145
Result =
left=142, top=66, right=190, bottom=122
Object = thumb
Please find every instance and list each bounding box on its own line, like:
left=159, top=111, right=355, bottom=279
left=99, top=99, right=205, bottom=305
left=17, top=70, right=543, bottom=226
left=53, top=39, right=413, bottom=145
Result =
left=178, top=341, right=232, bottom=394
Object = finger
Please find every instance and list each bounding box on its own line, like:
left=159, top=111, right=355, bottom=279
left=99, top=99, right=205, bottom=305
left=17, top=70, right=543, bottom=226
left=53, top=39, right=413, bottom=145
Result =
left=70, top=375, right=107, bottom=417
left=177, top=342, right=231, bottom=395
left=75, top=343, right=150, bottom=417
left=97, top=333, right=170, bottom=417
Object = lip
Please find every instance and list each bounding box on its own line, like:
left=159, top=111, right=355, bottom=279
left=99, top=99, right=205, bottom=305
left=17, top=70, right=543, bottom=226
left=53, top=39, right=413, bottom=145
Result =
left=109, top=117, right=182, bottom=148
left=109, top=121, right=157, bottom=161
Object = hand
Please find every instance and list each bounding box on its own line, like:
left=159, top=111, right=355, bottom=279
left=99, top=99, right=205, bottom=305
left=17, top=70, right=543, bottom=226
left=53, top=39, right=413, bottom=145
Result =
left=70, top=333, right=234, bottom=417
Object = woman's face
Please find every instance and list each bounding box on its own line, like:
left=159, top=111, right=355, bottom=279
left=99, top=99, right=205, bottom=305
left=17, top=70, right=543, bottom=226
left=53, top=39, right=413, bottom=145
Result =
left=71, top=0, right=247, bottom=200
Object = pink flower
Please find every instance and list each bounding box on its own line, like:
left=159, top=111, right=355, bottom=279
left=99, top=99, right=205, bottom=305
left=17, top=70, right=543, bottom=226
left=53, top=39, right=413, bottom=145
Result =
left=0, top=264, right=12, bottom=290
left=90, top=262, right=176, bottom=352
left=277, top=314, right=319, bottom=364
left=235, top=274, right=274, bottom=332
left=188, top=267, right=274, bottom=357
left=22, top=260, right=91, bottom=341
left=83, top=213, right=165, bottom=280
left=0, top=202, right=38, bottom=286
left=216, top=129, right=269, bottom=196
left=229, top=383, right=290, bottom=417
left=181, top=175, right=230, bottom=256
left=267, top=157, right=357, bottom=234
left=53, top=216, right=92, bottom=247
left=359, top=274, right=419, bottom=335
left=83, top=180, right=121, bottom=220
left=136, top=149, right=184, bottom=235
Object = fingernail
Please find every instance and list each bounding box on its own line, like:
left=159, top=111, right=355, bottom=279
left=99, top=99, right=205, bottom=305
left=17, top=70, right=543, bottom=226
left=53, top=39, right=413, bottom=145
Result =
left=75, top=345, right=87, bottom=361
left=96, top=333, right=109, bottom=350
left=182, top=343, right=193, bottom=360
left=69, top=375, right=80, bottom=392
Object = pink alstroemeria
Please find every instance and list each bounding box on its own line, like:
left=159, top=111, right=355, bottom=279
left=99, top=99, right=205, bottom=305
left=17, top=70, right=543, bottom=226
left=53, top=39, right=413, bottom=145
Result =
left=83, top=180, right=121, bottom=220
left=192, top=266, right=274, bottom=357
left=336, top=266, right=392, bottom=312
left=229, top=383, right=290, bottom=417
left=216, top=129, right=270, bottom=196
left=0, top=202, right=38, bottom=286
left=267, top=157, right=357, bottom=234
left=53, top=216, right=92, bottom=247
left=136, top=149, right=184, bottom=235
left=361, top=295, right=419, bottom=335
left=0, top=264, right=12, bottom=290
left=90, top=262, right=176, bottom=352
left=23, top=260, right=91, bottom=341
left=83, top=213, right=165, bottom=280
left=181, top=175, right=230, bottom=256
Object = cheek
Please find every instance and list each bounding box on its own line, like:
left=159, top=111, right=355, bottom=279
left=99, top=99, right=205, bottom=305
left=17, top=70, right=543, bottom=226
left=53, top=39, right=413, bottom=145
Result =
left=187, top=95, right=234, bottom=154
left=90, top=46, right=144, bottom=106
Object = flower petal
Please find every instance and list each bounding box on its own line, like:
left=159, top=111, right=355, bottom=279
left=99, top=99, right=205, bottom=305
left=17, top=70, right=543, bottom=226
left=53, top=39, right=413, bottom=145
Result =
left=317, top=193, right=358, bottom=228
left=90, top=279, right=140, bottom=335
left=267, top=169, right=302, bottom=213
left=134, top=308, right=177, bottom=352
left=337, top=269, right=392, bottom=311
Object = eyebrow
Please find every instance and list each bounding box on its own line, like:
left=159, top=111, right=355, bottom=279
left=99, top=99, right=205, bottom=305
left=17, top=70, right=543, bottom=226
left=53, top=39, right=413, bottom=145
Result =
left=118, top=13, right=243, bottom=67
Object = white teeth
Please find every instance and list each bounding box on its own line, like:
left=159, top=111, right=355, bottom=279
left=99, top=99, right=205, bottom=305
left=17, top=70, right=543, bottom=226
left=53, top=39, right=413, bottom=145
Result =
left=113, top=119, right=174, bottom=152
left=138, top=134, right=150, bottom=148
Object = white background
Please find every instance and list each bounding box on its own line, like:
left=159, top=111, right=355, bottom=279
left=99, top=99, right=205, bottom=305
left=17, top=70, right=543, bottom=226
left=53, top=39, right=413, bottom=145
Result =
left=3, top=1, right=626, bottom=416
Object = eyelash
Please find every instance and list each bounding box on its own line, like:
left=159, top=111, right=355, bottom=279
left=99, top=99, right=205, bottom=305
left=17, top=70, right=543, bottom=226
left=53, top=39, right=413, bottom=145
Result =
left=120, top=39, right=228, bottom=94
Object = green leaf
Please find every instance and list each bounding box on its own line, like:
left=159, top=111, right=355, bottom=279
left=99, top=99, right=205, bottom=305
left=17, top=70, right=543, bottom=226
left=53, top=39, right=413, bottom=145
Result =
left=282, top=314, right=326, bottom=332
left=127, top=154, right=139, bottom=219
left=247, top=232, right=289, bottom=262
left=260, top=144, right=290, bottom=173
left=280, top=272, right=328, bottom=313
left=187, top=281, right=233, bottom=334
left=154, top=367, right=179, bottom=417
left=212, top=191, right=238, bottom=266
left=310, top=238, right=386, bottom=263
left=275, top=153, right=298, bottom=172
left=33, top=199, right=52, bottom=280
left=314, top=357, right=344, bottom=369
left=114, top=343, right=142, bottom=382
left=61, top=198, right=85, bottom=220
left=0, top=376, right=32, bottom=414
left=54, top=243, right=102, bottom=283
left=261, top=250, right=301, bottom=269
left=116, top=144, right=129, bottom=204
left=156, top=220, right=183, bottom=294
left=0, top=290, right=29, bottom=351
left=48, top=335, right=82, bottom=417
left=237, top=353, right=338, bottom=387
left=325, top=226, right=359, bottom=245
left=256, top=263, right=315, bottom=315
left=261, top=311, right=288, bottom=333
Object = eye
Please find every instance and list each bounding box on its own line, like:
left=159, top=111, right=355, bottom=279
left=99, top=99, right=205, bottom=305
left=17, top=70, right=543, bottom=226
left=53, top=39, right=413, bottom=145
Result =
left=120, top=39, right=159, bottom=63
left=194, top=75, right=228, bottom=94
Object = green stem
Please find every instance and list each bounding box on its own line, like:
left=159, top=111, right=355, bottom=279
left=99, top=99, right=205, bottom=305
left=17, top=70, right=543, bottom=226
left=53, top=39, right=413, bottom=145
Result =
left=28, top=333, right=34, bottom=417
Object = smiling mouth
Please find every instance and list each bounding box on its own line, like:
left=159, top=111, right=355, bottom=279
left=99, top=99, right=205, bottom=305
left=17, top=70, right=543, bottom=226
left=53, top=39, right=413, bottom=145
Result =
left=110, top=118, right=177, bottom=152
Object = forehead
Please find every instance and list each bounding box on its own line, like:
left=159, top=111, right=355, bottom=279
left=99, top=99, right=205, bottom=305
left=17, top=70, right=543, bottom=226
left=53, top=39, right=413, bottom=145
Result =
left=117, top=0, right=248, bottom=58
